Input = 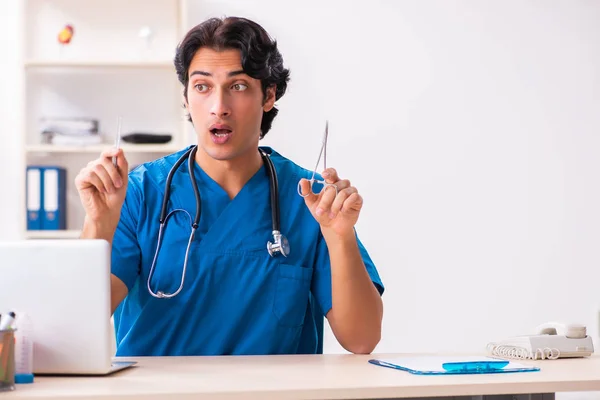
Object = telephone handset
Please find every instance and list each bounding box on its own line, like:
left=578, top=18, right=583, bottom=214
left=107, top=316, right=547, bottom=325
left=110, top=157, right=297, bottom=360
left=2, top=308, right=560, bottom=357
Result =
left=486, top=322, right=594, bottom=360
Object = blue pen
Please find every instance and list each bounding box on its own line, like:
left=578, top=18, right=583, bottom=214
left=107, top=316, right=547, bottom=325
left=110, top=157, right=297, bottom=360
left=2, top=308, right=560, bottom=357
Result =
left=442, top=360, right=509, bottom=372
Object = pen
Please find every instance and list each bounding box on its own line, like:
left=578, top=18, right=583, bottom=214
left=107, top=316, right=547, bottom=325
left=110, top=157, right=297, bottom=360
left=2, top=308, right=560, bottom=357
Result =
left=442, top=361, right=509, bottom=372
left=113, top=116, right=122, bottom=167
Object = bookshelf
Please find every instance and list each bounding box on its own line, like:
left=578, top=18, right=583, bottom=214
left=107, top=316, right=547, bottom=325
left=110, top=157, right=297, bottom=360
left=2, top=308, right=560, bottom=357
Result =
left=24, top=60, right=176, bottom=69
left=25, top=230, right=82, bottom=240
left=26, top=144, right=183, bottom=154
left=22, top=0, right=192, bottom=239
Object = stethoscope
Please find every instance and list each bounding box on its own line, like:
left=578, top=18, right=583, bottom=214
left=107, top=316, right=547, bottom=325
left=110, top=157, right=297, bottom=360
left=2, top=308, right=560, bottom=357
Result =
left=147, top=145, right=290, bottom=299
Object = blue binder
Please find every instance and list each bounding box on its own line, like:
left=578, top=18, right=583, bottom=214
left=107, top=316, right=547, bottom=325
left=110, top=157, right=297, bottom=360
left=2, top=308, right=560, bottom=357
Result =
left=368, top=355, right=540, bottom=375
left=26, top=166, right=43, bottom=230
left=41, top=167, right=67, bottom=230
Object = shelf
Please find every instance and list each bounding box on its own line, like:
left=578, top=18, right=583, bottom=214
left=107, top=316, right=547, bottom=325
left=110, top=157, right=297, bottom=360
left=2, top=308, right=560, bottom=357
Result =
left=20, top=0, right=188, bottom=242
left=24, top=60, right=175, bottom=69
left=25, top=230, right=81, bottom=239
left=26, top=144, right=182, bottom=154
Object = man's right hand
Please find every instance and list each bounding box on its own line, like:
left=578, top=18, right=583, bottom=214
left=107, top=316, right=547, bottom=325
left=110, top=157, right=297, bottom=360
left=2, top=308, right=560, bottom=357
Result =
left=75, top=148, right=129, bottom=238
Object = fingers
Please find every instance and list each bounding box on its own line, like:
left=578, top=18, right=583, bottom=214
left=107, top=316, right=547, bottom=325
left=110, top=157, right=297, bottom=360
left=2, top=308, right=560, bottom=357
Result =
left=346, top=192, right=363, bottom=212
left=77, top=167, right=107, bottom=193
left=76, top=149, right=128, bottom=194
left=106, top=148, right=129, bottom=181
left=321, top=168, right=339, bottom=184
left=94, top=162, right=119, bottom=194
left=315, top=179, right=351, bottom=217
left=301, top=167, right=362, bottom=219
left=329, top=186, right=359, bottom=217
left=102, top=148, right=128, bottom=184
left=298, top=178, right=319, bottom=205
left=100, top=148, right=120, bottom=159
left=116, top=149, right=129, bottom=181
left=100, top=153, right=125, bottom=189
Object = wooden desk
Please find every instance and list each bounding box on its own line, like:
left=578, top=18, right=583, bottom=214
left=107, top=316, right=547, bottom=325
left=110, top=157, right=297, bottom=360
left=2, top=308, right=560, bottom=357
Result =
left=4, top=354, right=600, bottom=399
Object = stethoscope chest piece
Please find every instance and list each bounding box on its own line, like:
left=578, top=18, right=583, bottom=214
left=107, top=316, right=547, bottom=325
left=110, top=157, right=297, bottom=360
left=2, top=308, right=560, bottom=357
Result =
left=267, top=230, right=290, bottom=257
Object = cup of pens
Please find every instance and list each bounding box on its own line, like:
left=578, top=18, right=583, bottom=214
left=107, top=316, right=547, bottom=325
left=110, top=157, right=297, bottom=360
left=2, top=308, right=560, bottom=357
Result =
left=0, top=329, right=16, bottom=392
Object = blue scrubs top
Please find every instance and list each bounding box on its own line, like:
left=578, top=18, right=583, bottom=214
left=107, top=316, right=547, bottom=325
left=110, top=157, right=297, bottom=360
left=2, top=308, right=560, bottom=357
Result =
left=112, top=146, right=384, bottom=356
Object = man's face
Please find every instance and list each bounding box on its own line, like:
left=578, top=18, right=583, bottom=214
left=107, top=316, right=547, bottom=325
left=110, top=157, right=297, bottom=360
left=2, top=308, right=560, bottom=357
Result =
left=185, top=47, right=275, bottom=162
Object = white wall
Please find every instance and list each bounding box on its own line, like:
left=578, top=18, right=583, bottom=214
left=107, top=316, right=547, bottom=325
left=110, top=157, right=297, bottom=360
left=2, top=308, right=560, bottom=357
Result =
left=184, top=0, right=600, bottom=358
left=2, top=0, right=600, bottom=390
left=0, top=0, right=25, bottom=240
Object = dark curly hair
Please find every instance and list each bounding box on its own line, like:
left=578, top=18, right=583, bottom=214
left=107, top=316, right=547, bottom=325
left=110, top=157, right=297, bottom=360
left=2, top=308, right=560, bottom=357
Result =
left=174, top=16, right=290, bottom=139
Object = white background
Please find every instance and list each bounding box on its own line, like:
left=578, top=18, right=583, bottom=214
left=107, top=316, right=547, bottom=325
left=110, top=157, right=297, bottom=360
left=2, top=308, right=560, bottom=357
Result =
left=183, top=0, right=600, bottom=355
left=2, top=1, right=600, bottom=397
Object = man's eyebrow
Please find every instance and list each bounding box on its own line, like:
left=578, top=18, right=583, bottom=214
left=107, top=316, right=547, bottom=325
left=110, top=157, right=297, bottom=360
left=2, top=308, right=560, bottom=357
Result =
left=190, top=70, right=211, bottom=77
left=189, top=70, right=246, bottom=78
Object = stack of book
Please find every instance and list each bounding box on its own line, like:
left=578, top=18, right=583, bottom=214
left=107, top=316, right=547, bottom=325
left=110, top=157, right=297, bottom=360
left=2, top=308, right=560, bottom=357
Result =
left=40, top=117, right=103, bottom=146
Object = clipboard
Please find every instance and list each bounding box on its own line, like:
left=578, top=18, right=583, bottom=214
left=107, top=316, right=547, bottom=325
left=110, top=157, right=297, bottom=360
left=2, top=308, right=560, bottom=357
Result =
left=368, top=355, right=540, bottom=375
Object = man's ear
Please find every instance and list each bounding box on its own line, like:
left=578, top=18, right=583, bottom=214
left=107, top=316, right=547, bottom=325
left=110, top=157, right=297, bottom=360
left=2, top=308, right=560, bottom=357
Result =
left=183, top=92, right=193, bottom=124
left=263, top=85, right=276, bottom=112
left=183, top=91, right=189, bottom=109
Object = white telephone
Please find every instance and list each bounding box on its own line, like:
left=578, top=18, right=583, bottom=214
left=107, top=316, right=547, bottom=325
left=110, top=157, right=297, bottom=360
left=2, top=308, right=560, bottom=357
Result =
left=486, top=322, right=594, bottom=360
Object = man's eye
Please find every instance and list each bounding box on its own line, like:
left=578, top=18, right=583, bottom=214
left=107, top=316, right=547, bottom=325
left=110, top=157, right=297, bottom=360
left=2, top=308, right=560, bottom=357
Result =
left=194, top=84, right=209, bottom=92
left=232, top=83, right=247, bottom=91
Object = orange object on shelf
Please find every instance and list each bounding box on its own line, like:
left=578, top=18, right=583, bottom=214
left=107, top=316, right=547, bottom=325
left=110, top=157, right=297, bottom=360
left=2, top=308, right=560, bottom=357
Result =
left=58, top=24, right=74, bottom=44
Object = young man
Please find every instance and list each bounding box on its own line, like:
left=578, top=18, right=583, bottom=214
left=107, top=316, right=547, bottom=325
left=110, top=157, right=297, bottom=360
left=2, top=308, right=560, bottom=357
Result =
left=75, top=16, right=384, bottom=356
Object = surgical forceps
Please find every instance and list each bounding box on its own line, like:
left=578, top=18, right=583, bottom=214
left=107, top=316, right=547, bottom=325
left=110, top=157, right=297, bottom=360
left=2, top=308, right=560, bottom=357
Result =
left=297, top=120, right=339, bottom=198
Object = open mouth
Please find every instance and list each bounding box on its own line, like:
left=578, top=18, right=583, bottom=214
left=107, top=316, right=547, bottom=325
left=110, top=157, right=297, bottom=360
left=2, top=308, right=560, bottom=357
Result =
left=209, top=124, right=233, bottom=144
left=210, top=128, right=232, bottom=137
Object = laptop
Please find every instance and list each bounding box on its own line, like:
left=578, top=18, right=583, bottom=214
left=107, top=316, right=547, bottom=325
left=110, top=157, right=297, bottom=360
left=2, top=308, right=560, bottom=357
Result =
left=0, top=239, right=135, bottom=375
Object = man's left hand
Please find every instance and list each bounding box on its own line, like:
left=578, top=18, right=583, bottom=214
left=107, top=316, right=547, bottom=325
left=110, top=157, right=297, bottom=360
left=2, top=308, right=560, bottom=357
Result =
left=299, top=168, right=362, bottom=236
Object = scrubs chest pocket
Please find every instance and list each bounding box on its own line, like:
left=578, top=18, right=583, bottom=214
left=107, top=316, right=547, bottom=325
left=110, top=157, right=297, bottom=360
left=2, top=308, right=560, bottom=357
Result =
left=273, top=264, right=313, bottom=328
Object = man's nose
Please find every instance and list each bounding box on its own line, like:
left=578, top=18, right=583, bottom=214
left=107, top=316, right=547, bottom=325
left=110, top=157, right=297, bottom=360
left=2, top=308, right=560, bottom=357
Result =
left=210, top=89, right=231, bottom=118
